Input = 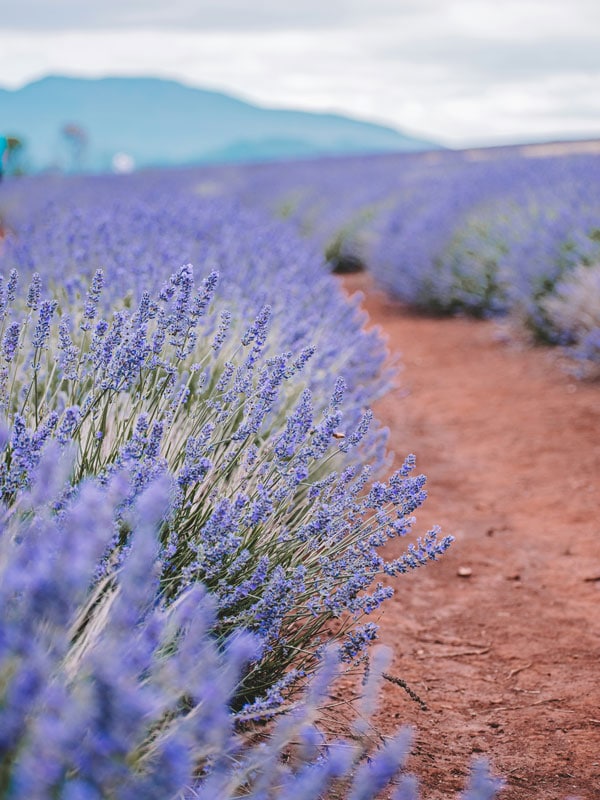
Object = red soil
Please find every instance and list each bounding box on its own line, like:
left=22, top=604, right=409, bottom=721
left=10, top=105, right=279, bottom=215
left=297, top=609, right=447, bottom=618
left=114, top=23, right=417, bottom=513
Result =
left=340, top=274, right=600, bottom=800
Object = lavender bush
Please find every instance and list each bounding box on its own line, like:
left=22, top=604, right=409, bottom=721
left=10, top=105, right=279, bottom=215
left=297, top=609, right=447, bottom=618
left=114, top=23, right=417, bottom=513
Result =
left=0, top=450, right=500, bottom=798
left=0, top=161, right=578, bottom=795
left=441, top=158, right=600, bottom=336
left=4, top=152, right=599, bottom=352
left=0, top=176, right=392, bottom=451
left=0, top=263, right=451, bottom=710
left=540, top=262, right=600, bottom=373
left=138, top=147, right=600, bottom=372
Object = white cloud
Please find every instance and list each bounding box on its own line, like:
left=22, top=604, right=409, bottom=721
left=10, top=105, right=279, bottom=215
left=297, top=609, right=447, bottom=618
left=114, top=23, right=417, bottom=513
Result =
left=0, top=0, right=599, bottom=147
left=1, top=0, right=422, bottom=32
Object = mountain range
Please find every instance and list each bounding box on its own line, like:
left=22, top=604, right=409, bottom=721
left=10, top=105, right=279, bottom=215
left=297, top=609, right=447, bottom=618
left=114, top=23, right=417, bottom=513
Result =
left=0, top=75, right=438, bottom=172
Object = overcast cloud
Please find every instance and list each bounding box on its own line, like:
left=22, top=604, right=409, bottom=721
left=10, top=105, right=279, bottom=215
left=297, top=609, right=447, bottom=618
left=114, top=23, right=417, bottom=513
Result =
left=2, top=0, right=428, bottom=31
left=1, top=0, right=599, bottom=147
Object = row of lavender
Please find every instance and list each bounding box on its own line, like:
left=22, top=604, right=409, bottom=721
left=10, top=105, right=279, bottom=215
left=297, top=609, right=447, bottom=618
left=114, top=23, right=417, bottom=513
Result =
left=225, top=148, right=600, bottom=372
left=0, top=175, right=506, bottom=798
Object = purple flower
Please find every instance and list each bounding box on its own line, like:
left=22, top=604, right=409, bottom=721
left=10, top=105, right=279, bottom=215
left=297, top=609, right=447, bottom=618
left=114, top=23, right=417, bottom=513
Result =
left=82, top=269, right=104, bottom=324
left=32, top=300, right=58, bottom=350
left=26, top=272, right=41, bottom=310
left=3, top=322, right=21, bottom=363
left=212, top=309, right=232, bottom=352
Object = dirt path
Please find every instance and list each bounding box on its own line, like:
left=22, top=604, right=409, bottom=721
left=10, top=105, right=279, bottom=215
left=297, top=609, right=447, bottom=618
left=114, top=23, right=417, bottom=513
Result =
left=340, top=274, right=600, bottom=800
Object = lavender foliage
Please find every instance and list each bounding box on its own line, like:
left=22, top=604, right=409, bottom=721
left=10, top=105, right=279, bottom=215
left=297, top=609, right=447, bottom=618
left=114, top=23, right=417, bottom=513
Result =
left=45, top=147, right=596, bottom=371
left=540, top=262, right=600, bottom=374
left=0, top=265, right=450, bottom=709
left=0, top=172, right=392, bottom=439
left=4, top=148, right=600, bottom=372
left=0, top=457, right=500, bottom=798
left=0, top=157, right=577, bottom=796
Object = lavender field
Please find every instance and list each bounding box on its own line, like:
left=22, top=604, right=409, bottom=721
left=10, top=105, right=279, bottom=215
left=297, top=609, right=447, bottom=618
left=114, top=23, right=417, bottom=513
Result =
left=0, top=143, right=598, bottom=798
left=229, top=146, right=600, bottom=363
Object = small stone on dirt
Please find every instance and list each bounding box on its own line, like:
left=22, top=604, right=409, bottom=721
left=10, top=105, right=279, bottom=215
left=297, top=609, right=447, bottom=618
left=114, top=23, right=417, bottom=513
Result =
left=457, top=566, right=472, bottom=577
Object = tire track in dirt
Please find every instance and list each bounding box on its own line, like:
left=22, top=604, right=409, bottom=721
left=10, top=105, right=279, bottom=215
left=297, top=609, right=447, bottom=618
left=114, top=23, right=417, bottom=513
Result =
left=341, top=274, right=600, bottom=800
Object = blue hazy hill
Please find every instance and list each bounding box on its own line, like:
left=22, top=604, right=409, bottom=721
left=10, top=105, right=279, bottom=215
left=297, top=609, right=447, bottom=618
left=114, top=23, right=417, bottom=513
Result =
left=0, top=75, right=438, bottom=172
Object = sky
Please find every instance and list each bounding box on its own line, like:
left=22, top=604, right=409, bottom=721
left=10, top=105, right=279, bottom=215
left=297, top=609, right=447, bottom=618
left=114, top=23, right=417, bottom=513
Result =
left=1, top=0, right=600, bottom=148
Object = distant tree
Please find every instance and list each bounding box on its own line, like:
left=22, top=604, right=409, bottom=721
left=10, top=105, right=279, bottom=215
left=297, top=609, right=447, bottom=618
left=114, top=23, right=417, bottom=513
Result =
left=0, top=135, right=6, bottom=181
left=62, top=123, right=88, bottom=172
left=5, top=136, right=26, bottom=175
